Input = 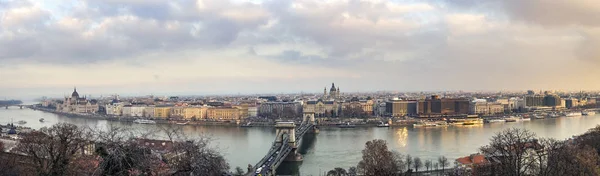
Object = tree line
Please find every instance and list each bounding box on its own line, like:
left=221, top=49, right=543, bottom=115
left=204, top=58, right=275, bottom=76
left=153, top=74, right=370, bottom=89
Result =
left=0, top=123, right=232, bottom=176
left=326, top=126, right=600, bottom=176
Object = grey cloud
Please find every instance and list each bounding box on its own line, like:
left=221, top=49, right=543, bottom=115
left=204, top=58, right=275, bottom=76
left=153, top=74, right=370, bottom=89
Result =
left=0, top=0, right=271, bottom=63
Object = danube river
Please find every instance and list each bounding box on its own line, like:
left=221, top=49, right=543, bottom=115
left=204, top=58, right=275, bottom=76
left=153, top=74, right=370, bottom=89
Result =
left=2, top=107, right=600, bottom=175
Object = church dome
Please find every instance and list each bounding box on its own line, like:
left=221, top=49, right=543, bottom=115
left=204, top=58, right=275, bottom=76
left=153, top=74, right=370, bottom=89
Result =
left=71, top=87, right=79, bottom=97
left=330, top=83, right=336, bottom=91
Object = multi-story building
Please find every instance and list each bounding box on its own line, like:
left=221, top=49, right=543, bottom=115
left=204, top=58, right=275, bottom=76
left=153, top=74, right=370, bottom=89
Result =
left=248, top=106, right=258, bottom=117
left=144, top=106, right=155, bottom=118
left=470, top=100, right=504, bottom=115
left=565, top=98, right=579, bottom=109
left=122, top=105, right=146, bottom=117
left=56, top=88, right=99, bottom=114
left=183, top=107, right=208, bottom=120
left=258, top=102, right=302, bottom=115
left=525, top=95, right=545, bottom=107
left=386, top=100, right=417, bottom=117
left=106, top=102, right=125, bottom=116
left=170, top=106, right=185, bottom=118
left=543, top=94, right=562, bottom=107
left=207, top=107, right=245, bottom=120
left=154, top=106, right=172, bottom=119
left=417, top=96, right=469, bottom=115
left=304, top=99, right=339, bottom=117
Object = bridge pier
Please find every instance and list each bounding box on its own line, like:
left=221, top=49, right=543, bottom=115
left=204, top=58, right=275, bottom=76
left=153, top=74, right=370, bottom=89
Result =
left=19, top=105, right=23, bottom=109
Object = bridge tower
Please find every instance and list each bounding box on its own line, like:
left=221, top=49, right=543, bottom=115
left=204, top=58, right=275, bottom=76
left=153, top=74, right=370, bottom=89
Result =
left=302, top=112, right=316, bottom=125
left=275, top=122, right=296, bottom=145
left=275, top=122, right=303, bottom=162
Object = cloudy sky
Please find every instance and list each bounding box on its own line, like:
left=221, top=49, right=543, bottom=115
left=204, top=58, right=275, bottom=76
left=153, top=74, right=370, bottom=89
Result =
left=1, top=0, right=599, bottom=99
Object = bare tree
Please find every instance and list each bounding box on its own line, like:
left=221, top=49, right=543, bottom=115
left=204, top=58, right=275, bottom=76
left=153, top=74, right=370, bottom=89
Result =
left=348, top=166, right=358, bottom=176
left=413, top=157, right=422, bottom=172
left=405, top=155, right=413, bottom=172
left=234, top=166, right=245, bottom=176
left=327, top=167, right=348, bottom=176
left=434, top=162, right=439, bottom=170
left=544, top=142, right=600, bottom=176
left=16, top=123, right=91, bottom=176
left=479, top=128, right=538, bottom=176
left=437, top=156, right=449, bottom=172
left=425, top=160, right=432, bottom=172
left=357, top=139, right=404, bottom=176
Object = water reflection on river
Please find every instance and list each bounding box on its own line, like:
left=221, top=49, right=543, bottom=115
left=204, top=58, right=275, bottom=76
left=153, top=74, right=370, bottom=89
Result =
left=2, top=107, right=600, bottom=176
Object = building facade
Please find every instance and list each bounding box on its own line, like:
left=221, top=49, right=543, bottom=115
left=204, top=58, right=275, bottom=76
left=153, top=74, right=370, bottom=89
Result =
left=470, top=101, right=504, bottom=115
left=56, top=88, right=99, bottom=114
left=207, top=107, right=245, bottom=120
left=154, top=106, right=172, bottom=119
left=417, top=96, right=469, bottom=115
left=385, top=100, right=417, bottom=117
left=303, top=99, right=339, bottom=117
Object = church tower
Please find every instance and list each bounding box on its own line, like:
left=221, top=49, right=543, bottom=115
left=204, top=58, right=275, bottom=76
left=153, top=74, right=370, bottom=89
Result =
left=329, top=83, right=337, bottom=99
left=324, top=87, right=327, bottom=97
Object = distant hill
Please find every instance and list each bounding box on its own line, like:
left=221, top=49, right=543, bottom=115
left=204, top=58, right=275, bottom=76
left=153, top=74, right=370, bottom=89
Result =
left=0, top=100, right=23, bottom=106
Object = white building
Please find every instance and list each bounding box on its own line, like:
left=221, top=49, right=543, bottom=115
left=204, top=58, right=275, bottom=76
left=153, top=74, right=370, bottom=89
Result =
left=248, top=106, right=258, bottom=117
left=470, top=100, right=504, bottom=115
left=122, top=105, right=146, bottom=117
left=144, top=106, right=155, bottom=118
left=57, top=88, right=99, bottom=114
left=106, top=103, right=125, bottom=116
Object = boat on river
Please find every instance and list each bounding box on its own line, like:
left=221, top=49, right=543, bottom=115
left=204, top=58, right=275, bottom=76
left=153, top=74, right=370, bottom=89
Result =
left=176, top=121, right=189, bottom=125
left=583, top=111, right=596, bottom=116
left=39, top=118, right=45, bottom=122
left=533, top=114, right=545, bottom=119
left=505, top=117, right=518, bottom=122
left=486, top=119, right=506, bottom=123
left=520, top=117, right=531, bottom=121
left=377, top=122, right=390, bottom=127
left=413, top=122, right=438, bottom=128
left=17, top=120, right=27, bottom=124
left=566, top=112, right=582, bottom=117
left=338, top=122, right=356, bottom=128
left=241, top=122, right=252, bottom=127
left=133, top=119, right=156, bottom=124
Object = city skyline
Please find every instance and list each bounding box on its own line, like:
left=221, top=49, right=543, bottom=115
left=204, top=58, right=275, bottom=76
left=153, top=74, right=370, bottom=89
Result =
left=2, top=0, right=600, bottom=99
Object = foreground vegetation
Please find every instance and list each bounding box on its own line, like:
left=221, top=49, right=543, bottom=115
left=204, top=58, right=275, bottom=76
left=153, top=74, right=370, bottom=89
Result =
left=0, top=123, right=231, bottom=176
left=327, top=126, right=600, bottom=176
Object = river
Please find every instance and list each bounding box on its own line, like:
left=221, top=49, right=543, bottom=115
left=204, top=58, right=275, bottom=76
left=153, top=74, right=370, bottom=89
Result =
left=2, top=107, right=600, bottom=175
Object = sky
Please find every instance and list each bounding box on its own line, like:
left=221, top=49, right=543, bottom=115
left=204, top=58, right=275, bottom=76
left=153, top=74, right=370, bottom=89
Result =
left=1, top=0, right=600, bottom=99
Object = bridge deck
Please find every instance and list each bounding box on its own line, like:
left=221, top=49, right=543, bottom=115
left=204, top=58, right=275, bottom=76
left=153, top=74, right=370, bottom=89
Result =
left=249, top=123, right=314, bottom=176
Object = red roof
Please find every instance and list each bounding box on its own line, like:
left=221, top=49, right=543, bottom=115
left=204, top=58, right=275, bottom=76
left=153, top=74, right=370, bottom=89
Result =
left=456, top=154, right=487, bottom=165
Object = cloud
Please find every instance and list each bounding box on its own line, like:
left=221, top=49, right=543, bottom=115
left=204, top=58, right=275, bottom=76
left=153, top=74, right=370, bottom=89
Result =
left=2, top=0, right=600, bottom=99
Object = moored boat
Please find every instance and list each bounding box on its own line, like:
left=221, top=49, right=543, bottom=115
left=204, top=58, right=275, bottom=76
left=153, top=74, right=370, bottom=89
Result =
left=533, top=114, right=545, bottom=119
left=505, top=117, right=518, bottom=122
left=377, top=122, right=390, bottom=127
left=566, top=112, right=582, bottom=117
left=339, top=122, right=356, bottom=128
left=520, top=117, right=531, bottom=121
left=413, top=122, right=438, bottom=128
left=133, top=119, right=156, bottom=124
left=39, top=118, right=45, bottom=122
left=583, top=111, right=596, bottom=116
left=241, top=122, right=252, bottom=127
left=487, top=119, right=506, bottom=123
left=176, top=121, right=189, bottom=125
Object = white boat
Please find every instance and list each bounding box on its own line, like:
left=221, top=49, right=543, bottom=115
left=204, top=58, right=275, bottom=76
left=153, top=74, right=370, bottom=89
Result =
left=520, top=117, right=531, bottom=121
left=505, top=117, right=518, bottom=122
left=566, top=112, right=582, bottom=117
left=413, top=122, right=438, bottom=127
left=176, top=121, right=189, bottom=125
left=377, top=122, right=390, bottom=127
left=17, top=120, right=27, bottom=124
left=583, top=111, right=596, bottom=116
left=133, top=119, right=156, bottom=124
left=487, top=119, right=506, bottom=123
left=533, top=114, right=545, bottom=119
